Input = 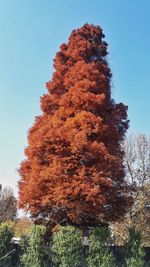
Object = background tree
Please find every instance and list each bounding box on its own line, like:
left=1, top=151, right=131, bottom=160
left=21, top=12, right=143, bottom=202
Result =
left=0, top=186, right=17, bottom=223
left=19, top=23, right=132, bottom=227
left=14, top=217, right=33, bottom=237
left=124, top=133, right=150, bottom=189
left=112, top=183, right=150, bottom=246
left=112, top=133, right=150, bottom=246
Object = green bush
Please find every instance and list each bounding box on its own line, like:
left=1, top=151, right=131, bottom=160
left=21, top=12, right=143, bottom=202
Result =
left=20, top=224, right=48, bottom=267
left=51, top=225, right=84, bottom=267
left=87, top=227, right=116, bottom=267
left=0, top=222, right=14, bottom=267
left=124, top=227, right=145, bottom=267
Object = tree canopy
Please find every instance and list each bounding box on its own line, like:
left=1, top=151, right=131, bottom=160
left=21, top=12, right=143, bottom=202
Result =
left=19, top=24, right=132, bottom=227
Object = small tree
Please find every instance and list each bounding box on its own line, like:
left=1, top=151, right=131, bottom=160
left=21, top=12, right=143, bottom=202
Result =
left=0, top=186, right=17, bottom=223
left=0, top=222, right=14, bottom=266
left=51, top=225, right=84, bottom=267
left=124, top=228, right=145, bottom=267
left=20, top=225, right=48, bottom=267
left=87, top=227, right=115, bottom=267
left=14, top=217, right=33, bottom=237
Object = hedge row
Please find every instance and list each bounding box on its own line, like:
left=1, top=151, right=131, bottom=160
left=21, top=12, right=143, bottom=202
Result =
left=0, top=222, right=148, bottom=267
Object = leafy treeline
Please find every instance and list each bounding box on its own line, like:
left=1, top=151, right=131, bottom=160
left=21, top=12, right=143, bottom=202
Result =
left=0, top=224, right=147, bottom=267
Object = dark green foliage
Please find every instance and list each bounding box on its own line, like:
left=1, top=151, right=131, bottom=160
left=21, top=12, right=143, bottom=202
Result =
left=51, top=225, right=84, bottom=267
left=0, top=222, right=14, bottom=267
left=87, top=227, right=116, bottom=267
left=19, top=234, right=29, bottom=262
left=20, top=225, right=48, bottom=267
left=124, top=228, right=145, bottom=267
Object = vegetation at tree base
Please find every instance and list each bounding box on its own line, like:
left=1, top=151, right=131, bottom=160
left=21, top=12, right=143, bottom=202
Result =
left=0, top=186, right=17, bottom=223
left=51, top=225, right=83, bottom=267
left=87, top=227, right=115, bottom=267
left=124, top=228, right=145, bottom=267
left=0, top=222, right=14, bottom=266
left=20, top=225, right=48, bottom=267
left=19, top=23, right=132, bottom=228
left=0, top=223, right=149, bottom=266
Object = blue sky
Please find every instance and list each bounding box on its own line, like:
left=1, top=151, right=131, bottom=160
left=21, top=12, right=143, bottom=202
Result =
left=0, top=0, right=150, bottom=193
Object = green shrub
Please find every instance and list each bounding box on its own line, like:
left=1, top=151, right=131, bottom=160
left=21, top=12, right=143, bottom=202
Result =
left=20, top=224, right=48, bottom=267
left=0, top=222, right=14, bottom=266
left=87, top=227, right=116, bottom=267
left=51, top=225, right=84, bottom=267
left=124, top=227, right=145, bottom=267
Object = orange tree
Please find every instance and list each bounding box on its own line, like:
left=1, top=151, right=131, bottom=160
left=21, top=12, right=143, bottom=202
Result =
left=19, top=24, right=132, bottom=228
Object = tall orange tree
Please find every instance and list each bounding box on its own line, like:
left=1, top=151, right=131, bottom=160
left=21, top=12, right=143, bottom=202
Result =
left=19, top=24, right=132, bottom=227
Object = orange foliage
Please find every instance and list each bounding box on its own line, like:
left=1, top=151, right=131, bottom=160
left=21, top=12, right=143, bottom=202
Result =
left=19, top=24, right=132, bottom=227
left=14, top=217, right=33, bottom=237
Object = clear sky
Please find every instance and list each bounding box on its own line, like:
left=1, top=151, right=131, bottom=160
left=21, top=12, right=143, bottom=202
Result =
left=0, top=0, right=150, bottom=194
